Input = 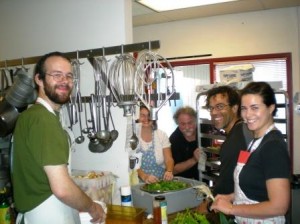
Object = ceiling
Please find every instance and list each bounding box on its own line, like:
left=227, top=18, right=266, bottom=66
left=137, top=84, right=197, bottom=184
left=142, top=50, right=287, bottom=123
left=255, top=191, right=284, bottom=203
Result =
left=132, top=0, right=300, bottom=27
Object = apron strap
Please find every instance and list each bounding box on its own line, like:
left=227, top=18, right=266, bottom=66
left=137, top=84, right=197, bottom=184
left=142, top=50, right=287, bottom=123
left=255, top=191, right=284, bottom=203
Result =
left=16, top=213, right=25, bottom=224
left=20, top=215, right=25, bottom=224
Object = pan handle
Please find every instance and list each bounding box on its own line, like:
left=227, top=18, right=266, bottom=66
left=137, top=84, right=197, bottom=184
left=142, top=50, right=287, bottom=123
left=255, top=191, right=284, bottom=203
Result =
left=77, top=92, right=83, bottom=113
left=90, top=94, right=98, bottom=132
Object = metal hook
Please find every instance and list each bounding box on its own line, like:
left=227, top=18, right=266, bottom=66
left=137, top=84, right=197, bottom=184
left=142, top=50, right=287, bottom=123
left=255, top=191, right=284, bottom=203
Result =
left=19, top=57, right=29, bottom=72
left=21, top=58, right=25, bottom=68
left=121, top=44, right=124, bottom=55
left=102, top=47, right=105, bottom=57
left=72, top=50, right=84, bottom=66
left=76, top=50, right=79, bottom=60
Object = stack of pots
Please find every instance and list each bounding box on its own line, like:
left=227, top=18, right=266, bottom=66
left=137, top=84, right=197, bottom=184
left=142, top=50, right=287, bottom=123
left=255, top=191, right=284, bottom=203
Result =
left=0, top=69, right=37, bottom=137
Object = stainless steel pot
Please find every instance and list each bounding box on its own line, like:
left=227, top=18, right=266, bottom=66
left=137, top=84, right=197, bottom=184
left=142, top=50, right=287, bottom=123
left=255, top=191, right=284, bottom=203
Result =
left=0, top=98, right=19, bottom=137
left=5, top=70, right=37, bottom=108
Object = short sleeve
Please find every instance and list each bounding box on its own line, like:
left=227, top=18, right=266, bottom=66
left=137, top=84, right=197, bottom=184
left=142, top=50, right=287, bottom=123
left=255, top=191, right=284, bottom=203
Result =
left=157, top=129, right=171, bottom=149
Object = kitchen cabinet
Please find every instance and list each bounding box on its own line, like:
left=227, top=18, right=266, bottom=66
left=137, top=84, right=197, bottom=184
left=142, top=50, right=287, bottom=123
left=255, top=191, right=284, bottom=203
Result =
left=196, top=88, right=289, bottom=186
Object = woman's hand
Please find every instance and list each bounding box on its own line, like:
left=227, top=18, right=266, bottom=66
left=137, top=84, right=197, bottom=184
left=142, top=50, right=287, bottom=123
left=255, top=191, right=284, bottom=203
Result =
left=163, top=171, right=174, bottom=181
left=211, top=194, right=234, bottom=215
left=144, top=174, right=159, bottom=183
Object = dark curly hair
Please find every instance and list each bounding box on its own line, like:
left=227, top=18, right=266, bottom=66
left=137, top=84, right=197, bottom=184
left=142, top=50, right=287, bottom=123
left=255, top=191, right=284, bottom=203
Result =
left=205, top=85, right=241, bottom=116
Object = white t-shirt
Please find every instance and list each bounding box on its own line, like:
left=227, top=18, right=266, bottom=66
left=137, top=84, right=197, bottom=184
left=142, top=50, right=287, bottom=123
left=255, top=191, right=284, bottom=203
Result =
left=136, top=123, right=171, bottom=165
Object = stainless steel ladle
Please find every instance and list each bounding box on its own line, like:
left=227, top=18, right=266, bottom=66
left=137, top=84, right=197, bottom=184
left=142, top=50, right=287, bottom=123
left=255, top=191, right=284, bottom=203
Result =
left=88, top=138, right=105, bottom=153
left=108, top=105, right=119, bottom=141
left=75, top=92, right=85, bottom=144
left=82, top=97, right=92, bottom=134
left=96, top=130, right=111, bottom=141
left=129, top=115, right=139, bottom=150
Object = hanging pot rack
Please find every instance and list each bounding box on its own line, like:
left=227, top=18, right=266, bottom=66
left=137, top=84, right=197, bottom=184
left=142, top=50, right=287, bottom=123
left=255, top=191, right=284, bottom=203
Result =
left=0, top=39, right=179, bottom=106
left=0, top=40, right=160, bottom=68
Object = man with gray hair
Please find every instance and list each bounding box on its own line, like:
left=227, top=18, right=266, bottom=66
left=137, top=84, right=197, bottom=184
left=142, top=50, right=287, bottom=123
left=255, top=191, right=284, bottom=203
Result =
left=169, top=106, right=201, bottom=180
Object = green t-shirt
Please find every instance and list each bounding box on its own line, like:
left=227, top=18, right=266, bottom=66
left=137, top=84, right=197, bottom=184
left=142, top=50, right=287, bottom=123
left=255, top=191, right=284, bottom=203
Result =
left=12, top=104, right=69, bottom=212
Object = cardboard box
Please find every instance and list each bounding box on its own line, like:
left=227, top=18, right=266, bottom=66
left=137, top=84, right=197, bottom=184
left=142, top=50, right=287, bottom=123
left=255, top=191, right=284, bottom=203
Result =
left=131, top=177, right=204, bottom=215
left=220, top=64, right=254, bottom=84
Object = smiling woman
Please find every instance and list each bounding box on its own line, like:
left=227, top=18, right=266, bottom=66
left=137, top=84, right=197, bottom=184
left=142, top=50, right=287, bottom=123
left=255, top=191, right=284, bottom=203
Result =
left=209, top=81, right=291, bottom=223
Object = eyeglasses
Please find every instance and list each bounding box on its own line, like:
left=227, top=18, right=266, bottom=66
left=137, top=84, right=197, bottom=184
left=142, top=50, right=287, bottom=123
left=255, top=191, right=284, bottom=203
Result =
left=46, top=72, right=74, bottom=82
left=207, top=104, right=229, bottom=112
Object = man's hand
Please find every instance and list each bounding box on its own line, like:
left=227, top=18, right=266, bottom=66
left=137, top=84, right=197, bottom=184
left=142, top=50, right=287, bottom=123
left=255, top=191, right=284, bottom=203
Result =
left=193, top=147, right=201, bottom=162
left=88, top=202, right=107, bottom=223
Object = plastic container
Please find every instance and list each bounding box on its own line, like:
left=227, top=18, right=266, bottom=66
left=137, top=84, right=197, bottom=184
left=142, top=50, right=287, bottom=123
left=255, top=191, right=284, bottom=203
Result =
left=71, top=170, right=116, bottom=204
left=131, top=177, right=204, bottom=215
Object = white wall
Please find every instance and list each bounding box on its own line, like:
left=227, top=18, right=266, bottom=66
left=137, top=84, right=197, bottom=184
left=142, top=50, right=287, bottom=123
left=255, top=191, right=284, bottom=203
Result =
left=133, top=7, right=300, bottom=174
left=0, top=0, right=134, bottom=204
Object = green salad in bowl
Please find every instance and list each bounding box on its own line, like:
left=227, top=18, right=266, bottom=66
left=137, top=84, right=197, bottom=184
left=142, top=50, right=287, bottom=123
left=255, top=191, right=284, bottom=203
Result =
left=140, top=179, right=190, bottom=193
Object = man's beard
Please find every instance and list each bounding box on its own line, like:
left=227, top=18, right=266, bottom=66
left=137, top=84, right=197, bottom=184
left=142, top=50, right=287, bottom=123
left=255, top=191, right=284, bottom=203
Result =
left=44, top=81, right=71, bottom=104
left=182, top=129, right=195, bottom=137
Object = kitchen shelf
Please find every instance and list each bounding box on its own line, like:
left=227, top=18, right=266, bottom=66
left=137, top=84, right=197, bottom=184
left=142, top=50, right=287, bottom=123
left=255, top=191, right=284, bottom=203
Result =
left=202, top=171, right=219, bottom=182
left=203, top=147, right=220, bottom=155
left=206, top=159, right=221, bottom=169
left=200, top=133, right=226, bottom=141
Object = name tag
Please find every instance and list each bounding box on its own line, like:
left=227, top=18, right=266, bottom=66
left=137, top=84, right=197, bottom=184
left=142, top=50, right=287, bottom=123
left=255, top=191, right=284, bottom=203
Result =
left=237, top=150, right=250, bottom=164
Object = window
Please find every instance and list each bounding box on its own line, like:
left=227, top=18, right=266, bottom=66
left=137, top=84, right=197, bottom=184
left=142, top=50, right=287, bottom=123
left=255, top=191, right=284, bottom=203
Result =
left=215, top=58, right=288, bottom=90
left=155, top=53, right=293, bottom=164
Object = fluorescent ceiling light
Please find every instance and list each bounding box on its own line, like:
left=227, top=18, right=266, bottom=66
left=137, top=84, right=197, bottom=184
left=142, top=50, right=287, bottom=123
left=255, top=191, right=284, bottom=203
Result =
left=136, top=0, right=239, bottom=12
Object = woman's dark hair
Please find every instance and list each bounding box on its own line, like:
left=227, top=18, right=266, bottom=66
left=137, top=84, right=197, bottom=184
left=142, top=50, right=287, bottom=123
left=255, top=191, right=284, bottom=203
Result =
left=205, top=85, right=241, bottom=116
left=34, top=51, right=70, bottom=80
left=139, top=104, right=157, bottom=130
left=240, top=81, right=277, bottom=116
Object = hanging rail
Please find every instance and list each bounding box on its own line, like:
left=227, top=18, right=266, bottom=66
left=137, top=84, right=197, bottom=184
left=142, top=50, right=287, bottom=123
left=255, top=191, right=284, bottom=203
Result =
left=0, top=40, right=160, bottom=68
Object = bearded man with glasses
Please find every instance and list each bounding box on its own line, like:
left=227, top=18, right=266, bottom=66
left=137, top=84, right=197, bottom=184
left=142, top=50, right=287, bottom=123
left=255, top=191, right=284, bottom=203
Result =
left=12, top=52, right=106, bottom=224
